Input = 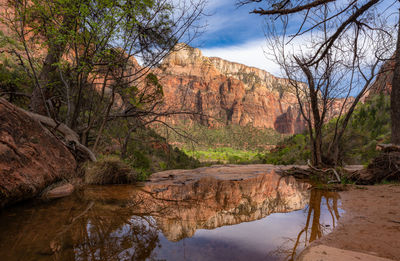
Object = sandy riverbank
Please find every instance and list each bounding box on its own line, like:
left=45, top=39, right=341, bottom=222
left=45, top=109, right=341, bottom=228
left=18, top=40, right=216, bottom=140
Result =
left=299, top=184, right=400, bottom=261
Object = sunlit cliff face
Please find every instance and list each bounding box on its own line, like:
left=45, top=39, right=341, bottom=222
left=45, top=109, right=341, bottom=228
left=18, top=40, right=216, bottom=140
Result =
left=157, top=44, right=307, bottom=133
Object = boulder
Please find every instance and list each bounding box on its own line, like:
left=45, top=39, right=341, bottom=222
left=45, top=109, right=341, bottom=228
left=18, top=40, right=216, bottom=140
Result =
left=43, top=183, right=75, bottom=200
left=0, top=98, right=77, bottom=208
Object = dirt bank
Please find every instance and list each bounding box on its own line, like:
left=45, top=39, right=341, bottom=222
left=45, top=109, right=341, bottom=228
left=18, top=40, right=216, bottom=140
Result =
left=300, top=184, right=400, bottom=261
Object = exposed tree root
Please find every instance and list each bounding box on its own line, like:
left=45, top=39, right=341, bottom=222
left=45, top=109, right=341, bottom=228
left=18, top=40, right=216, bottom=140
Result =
left=278, top=164, right=343, bottom=185
left=22, top=109, right=96, bottom=162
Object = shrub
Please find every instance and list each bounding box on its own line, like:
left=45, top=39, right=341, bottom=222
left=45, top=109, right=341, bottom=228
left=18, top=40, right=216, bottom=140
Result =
left=262, top=94, right=390, bottom=165
left=84, top=156, right=137, bottom=185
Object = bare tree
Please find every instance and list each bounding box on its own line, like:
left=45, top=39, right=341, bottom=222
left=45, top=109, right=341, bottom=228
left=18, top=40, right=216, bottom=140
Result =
left=239, top=0, right=396, bottom=166
left=392, top=9, right=400, bottom=144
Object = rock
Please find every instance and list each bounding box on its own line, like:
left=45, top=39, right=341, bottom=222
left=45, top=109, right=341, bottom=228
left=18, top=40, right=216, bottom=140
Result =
left=43, top=183, right=75, bottom=199
left=83, top=164, right=312, bottom=242
left=0, top=98, right=77, bottom=208
left=157, top=44, right=349, bottom=134
left=368, top=56, right=394, bottom=96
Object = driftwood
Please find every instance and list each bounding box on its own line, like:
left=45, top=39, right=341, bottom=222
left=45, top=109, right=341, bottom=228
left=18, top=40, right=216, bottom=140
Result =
left=279, top=163, right=342, bottom=185
left=307, top=160, right=341, bottom=183
left=347, top=144, right=400, bottom=185
left=23, top=110, right=97, bottom=162
left=377, top=143, right=400, bottom=152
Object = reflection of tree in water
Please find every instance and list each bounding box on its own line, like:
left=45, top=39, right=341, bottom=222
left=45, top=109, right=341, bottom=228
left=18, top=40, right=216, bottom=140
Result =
left=269, top=189, right=340, bottom=261
left=50, top=195, right=162, bottom=261
left=0, top=177, right=312, bottom=261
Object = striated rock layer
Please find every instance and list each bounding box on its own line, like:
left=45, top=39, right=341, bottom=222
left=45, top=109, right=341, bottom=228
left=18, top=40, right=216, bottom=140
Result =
left=0, top=98, right=76, bottom=208
left=157, top=44, right=307, bottom=134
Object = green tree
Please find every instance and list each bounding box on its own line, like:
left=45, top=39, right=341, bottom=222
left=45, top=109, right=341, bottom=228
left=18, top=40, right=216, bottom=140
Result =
left=1, top=0, right=205, bottom=159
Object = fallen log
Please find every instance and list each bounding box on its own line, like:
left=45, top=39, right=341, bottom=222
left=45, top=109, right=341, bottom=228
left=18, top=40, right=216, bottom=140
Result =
left=377, top=143, right=400, bottom=152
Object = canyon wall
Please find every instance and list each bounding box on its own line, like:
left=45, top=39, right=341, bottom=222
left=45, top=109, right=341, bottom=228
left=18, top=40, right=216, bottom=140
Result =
left=157, top=44, right=355, bottom=134
left=368, top=57, right=394, bottom=96
left=157, top=44, right=307, bottom=134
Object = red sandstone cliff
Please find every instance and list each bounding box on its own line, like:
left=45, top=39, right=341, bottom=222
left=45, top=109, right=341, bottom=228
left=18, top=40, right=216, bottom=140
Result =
left=156, top=43, right=307, bottom=134
left=368, top=57, right=394, bottom=96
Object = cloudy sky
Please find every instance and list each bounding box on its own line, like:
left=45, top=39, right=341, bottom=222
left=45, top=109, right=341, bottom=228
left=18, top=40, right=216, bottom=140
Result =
left=188, top=0, right=398, bottom=77
left=190, top=1, right=281, bottom=74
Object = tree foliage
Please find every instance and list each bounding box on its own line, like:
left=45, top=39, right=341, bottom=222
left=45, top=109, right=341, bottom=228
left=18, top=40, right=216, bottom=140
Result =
left=0, top=0, right=206, bottom=165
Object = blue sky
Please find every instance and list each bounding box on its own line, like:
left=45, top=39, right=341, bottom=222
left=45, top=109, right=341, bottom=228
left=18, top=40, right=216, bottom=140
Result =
left=189, top=0, right=398, bottom=76
left=189, top=1, right=282, bottom=74
left=193, top=1, right=265, bottom=48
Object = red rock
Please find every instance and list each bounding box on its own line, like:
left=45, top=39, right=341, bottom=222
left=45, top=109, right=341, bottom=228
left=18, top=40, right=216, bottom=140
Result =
left=157, top=44, right=308, bottom=134
left=157, top=44, right=357, bottom=134
left=0, top=98, right=76, bottom=208
left=369, top=57, right=394, bottom=96
left=43, top=183, right=75, bottom=199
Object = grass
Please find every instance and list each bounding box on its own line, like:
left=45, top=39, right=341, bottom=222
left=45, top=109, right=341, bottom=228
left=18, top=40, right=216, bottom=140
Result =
left=84, top=156, right=137, bottom=185
left=182, top=147, right=263, bottom=164
left=380, top=179, right=400, bottom=185
left=154, top=122, right=285, bottom=152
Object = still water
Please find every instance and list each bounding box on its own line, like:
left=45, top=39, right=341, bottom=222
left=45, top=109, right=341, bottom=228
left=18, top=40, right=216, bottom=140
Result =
left=0, top=173, right=342, bottom=261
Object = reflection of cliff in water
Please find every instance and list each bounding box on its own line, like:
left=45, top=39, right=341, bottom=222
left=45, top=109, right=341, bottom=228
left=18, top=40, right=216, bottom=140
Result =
left=133, top=173, right=311, bottom=241
left=0, top=172, right=338, bottom=261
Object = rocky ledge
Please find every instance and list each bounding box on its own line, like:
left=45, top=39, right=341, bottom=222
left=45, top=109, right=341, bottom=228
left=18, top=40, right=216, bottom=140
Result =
left=0, top=98, right=76, bottom=208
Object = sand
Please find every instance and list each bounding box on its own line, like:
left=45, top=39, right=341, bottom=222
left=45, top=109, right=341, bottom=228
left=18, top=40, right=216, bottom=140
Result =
left=300, top=184, right=400, bottom=261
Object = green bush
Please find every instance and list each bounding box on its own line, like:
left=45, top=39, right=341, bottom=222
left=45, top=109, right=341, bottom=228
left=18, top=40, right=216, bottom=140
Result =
left=154, top=122, right=286, bottom=151
left=182, top=147, right=262, bottom=164
left=261, top=94, right=390, bottom=165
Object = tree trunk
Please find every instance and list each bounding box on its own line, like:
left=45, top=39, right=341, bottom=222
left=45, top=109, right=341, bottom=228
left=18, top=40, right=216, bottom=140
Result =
left=121, top=129, right=133, bottom=159
left=391, top=11, right=400, bottom=145
left=314, top=129, right=323, bottom=167
left=29, top=15, right=74, bottom=115
left=30, top=49, right=60, bottom=115
left=21, top=108, right=97, bottom=162
left=92, top=90, right=115, bottom=153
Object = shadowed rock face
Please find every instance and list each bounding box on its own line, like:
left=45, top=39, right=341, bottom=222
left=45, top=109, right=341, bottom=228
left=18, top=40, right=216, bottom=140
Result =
left=0, top=98, right=76, bottom=208
left=368, top=57, right=394, bottom=96
left=157, top=44, right=354, bottom=134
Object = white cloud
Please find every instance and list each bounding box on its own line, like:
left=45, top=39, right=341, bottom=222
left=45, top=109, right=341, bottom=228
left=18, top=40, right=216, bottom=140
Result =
left=201, top=38, right=284, bottom=76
